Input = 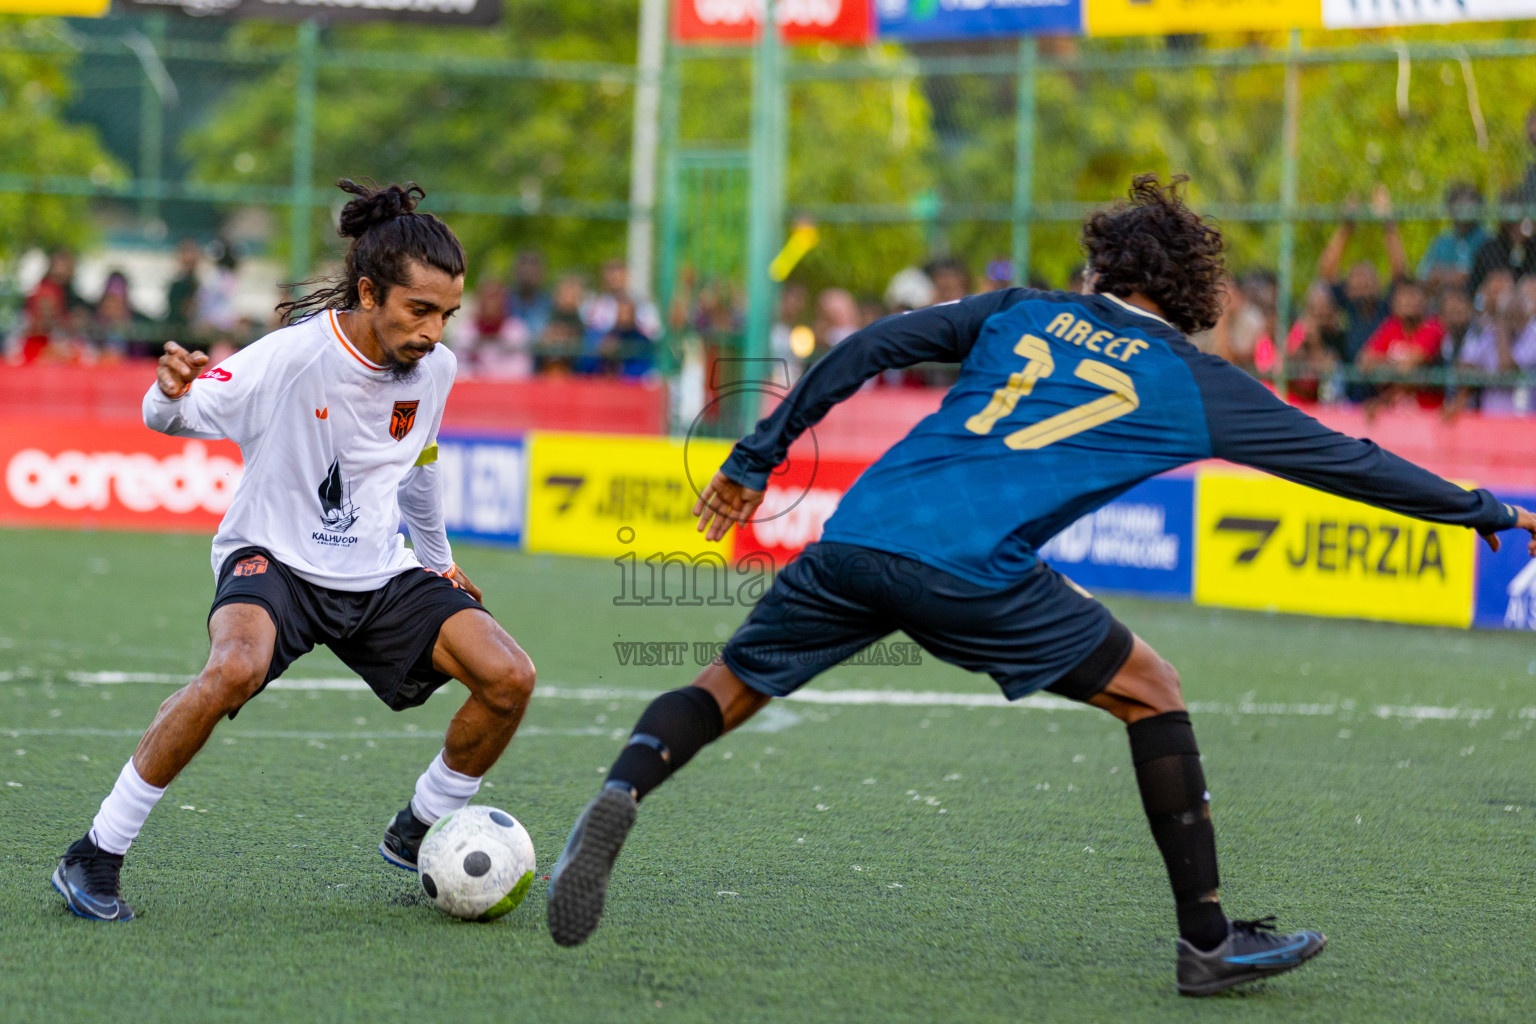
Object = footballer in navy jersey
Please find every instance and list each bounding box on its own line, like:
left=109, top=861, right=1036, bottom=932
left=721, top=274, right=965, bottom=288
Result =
left=549, top=175, right=1536, bottom=994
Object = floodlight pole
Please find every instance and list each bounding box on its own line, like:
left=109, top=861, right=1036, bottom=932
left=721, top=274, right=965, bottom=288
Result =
left=627, top=0, right=668, bottom=300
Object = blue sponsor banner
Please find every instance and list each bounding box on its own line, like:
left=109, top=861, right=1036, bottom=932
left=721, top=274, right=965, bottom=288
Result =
left=1037, top=475, right=1193, bottom=598
left=434, top=432, right=526, bottom=548
left=876, top=0, right=1082, bottom=40
left=1474, top=490, right=1536, bottom=630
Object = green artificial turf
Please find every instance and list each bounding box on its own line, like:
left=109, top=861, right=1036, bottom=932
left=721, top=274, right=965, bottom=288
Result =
left=1, top=528, right=1533, bottom=1023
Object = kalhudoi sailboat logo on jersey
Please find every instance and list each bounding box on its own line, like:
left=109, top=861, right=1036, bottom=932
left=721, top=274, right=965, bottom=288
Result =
left=316, top=458, right=361, bottom=536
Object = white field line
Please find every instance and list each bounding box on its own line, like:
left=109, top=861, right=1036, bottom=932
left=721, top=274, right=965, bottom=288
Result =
left=54, top=671, right=1532, bottom=723
left=2, top=725, right=618, bottom=741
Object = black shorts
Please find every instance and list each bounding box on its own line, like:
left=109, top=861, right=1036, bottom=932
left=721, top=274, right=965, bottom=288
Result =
left=210, top=547, right=486, bottom=714
left=721, top=541, right=1133, bottom=702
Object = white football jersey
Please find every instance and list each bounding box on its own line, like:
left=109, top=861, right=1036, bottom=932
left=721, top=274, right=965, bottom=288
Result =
left=143, top=309, right=456, bottom=591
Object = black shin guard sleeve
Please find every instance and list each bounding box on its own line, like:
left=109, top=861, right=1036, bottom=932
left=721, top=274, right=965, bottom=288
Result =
left=1126, top=711, right=1226, bottom=948
left=605, top=686, right=725, bottom=800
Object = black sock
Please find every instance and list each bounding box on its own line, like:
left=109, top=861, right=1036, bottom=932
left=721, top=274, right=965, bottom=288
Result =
left=1126, top=710, right=1228, bottom=952
left=605, top=686, right=725, bottom=801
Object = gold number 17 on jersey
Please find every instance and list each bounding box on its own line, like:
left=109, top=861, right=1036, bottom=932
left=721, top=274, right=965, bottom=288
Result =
left=964, top=333, right=1140, bottom=449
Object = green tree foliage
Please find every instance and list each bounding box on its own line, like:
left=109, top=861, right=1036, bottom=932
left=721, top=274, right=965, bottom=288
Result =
left=183, top=1, right=638, bottom=279
left=0, top=17, right=123, bottom=265
left=182, top=12, right=1536, bottom=308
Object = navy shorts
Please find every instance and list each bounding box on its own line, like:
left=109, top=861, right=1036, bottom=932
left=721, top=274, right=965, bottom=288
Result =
left=721, top=541, right=1133, bottom=702
left=210, top=547, right=486, bottom=714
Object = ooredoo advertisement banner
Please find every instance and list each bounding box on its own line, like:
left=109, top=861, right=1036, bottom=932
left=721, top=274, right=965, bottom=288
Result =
left=732, top=452, right=872, bottom=566
left=0, top=417, right=242, bottom=532
left=675, top=0, right=876, bottom=44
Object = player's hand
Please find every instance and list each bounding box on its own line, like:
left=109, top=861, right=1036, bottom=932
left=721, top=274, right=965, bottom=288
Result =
left=1483, top=505, right=1536, bottom=556
left=157, top=341, right=209, bottom=398
left=693, top=470, right=764, bottom=543
left=446, top=564, right=483, bottom=603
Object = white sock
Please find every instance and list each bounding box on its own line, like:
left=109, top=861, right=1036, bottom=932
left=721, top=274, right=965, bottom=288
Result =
left=410, top=750, right=481, bottom=824
left=89, top=759, right=166, bottom=855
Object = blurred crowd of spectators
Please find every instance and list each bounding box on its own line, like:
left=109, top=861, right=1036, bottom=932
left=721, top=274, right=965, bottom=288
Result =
left=2, top=243, right=667, bottom=384
left=1209, top=182, right=1536, bottom=416
left=9, top=179, right=1536, bottom=418
left=448, top=253, right=662, bottom=380
left=4, top=240, right=253, bottom=369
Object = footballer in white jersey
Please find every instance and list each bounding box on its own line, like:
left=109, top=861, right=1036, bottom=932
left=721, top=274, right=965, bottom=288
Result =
left=54, top=181, right=537, bottom=923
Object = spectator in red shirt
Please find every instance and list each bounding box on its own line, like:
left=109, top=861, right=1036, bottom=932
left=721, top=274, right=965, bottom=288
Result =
left=1358, top=277, right=1444, bottom=410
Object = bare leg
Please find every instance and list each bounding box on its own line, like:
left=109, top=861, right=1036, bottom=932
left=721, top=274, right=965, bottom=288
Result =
left=689, top=659, right=771, bottom=732
left=134, top=603, right=276, bottom=787
left=429, top=608, right=536, bottom=777
left=1085, top=634, right=1185, bottom=725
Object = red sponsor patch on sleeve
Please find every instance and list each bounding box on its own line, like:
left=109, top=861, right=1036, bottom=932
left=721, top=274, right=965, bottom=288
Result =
left=199, top=367, right=232, bottom=382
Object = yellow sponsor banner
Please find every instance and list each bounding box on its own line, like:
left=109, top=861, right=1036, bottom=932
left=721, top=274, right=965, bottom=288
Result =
left=1086, top=0, right=1320, bottom=36
left=1194, top=470, right=1475, bottom=628
left=0, top=0, right=109, bottom=13
left=525, top=432, right=736, bottom=560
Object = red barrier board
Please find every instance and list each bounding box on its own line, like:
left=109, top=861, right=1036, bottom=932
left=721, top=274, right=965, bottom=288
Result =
left=732, top=452, right=871, bottom=566
left=674, top=0, right=874, bottom=44
left=0, top=416, right=241, bottom=532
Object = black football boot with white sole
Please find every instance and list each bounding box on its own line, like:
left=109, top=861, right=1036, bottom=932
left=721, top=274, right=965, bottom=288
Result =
left=546, top=784, right=638, bottom=947
left=52, top=834, right=134, bottom=922
left=1176, top=916, right=1327, bottom=996
left=379, top=805, right=433, bottom=872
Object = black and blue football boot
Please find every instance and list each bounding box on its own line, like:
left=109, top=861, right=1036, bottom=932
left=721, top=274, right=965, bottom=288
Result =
left=1176, top=915, right=1326, bottom=995
left=52, top=834, right=134, bottom=922
left=379, top=805, right=433, bottom=872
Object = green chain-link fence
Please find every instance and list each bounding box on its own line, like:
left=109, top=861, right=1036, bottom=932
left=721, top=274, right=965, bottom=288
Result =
left=6, top=14, right=1536, bottom=419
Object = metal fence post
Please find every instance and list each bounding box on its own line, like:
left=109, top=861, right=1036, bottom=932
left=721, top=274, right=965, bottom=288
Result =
left=289, top=20, right=320, bottom=286
left=655, top=36, right=683, bottom=381
left=743, top=6, right=783, bottom=430
left=1011, top=36, right=1038, bottom=286
left=1275, top=29, right=1302, bottom=400
left=137, top=12, right=167, bottom=226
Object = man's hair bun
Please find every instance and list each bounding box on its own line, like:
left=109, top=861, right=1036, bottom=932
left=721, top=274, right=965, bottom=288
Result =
left=277, top=176, right=464, bottom=325
left=336, top=179, right=425, bottom=239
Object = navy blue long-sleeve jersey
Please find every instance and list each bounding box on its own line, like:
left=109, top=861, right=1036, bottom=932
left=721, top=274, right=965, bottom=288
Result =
left=720, top=288, right=1518, bottom=589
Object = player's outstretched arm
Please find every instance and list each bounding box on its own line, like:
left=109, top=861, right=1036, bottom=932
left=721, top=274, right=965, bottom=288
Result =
left=715, top=288, right=1033, bottom=504
left=1189, top=351, right=1525, bottom=544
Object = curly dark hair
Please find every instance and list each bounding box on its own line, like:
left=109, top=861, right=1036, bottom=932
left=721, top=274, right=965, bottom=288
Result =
left=1081, top=173, right=1225, bottom=334
left=277, top=178, right=466, bottom=325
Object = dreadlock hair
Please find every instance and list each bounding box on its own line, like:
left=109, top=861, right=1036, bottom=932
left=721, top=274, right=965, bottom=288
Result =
left=1081, top=173, right=1226, bottom=335
left=276, top=179, right=466, bottom=325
